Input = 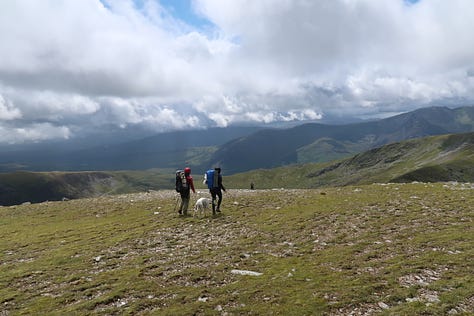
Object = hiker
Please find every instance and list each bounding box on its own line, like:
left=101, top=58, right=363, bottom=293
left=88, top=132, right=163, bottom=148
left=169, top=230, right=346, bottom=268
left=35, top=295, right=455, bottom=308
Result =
left=209, top=167, right=226, bottom=214
left=176, top=167, right=195, bottom=216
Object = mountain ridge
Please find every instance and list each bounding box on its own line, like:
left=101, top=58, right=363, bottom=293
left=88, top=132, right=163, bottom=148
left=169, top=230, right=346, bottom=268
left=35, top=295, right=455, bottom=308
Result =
left=209, top=106, right=474, bottom=173
left=225, top=131, right=474, bottom=189
left=0, top=106, right=473, bottom=174
left=1, top=131, right=473, bottom=206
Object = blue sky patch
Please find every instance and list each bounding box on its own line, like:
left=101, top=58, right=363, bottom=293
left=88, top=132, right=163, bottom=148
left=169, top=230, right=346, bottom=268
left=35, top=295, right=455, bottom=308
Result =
left=158, top=0, right=214, bottom=30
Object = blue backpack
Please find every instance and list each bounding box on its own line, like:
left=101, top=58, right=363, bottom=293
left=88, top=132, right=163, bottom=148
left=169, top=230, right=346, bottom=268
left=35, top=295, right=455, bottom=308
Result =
left=205, top=169, right=218, bottom=189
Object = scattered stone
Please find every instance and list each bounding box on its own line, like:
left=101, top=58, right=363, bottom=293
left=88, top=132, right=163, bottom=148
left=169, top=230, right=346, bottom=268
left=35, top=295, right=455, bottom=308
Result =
left=116, top=299, right=127, bottom=307
left=231, top=269, right=262, bottom=276
left=378, top=302, right=389, bottom=309
left=421, top=292, right=440, bottom=303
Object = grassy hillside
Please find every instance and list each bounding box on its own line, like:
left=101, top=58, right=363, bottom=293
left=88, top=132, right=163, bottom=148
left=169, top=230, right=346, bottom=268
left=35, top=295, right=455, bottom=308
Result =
left=1, top=183, right=472, bottom=314
left=0, top=170, right=175, bottom=206
left=226, top=132, right=474, bottom=189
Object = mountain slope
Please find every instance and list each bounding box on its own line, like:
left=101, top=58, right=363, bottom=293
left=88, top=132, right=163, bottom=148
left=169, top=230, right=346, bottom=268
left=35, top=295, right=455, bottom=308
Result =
left=1, top=184, right=473, bottom=314
left=210, top=106, right=474, bottom=173
left=226, top=132, right=474, bottom=188
left=0, top=126, right=262, bottom=172
left=0, top=170, right=174, bottom=206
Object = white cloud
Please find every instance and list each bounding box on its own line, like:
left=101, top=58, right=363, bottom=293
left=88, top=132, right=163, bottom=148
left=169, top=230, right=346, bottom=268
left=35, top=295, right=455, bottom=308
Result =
left=92, top=97, right=201, bottom=130
left=0, top=0, right=473, bottom=143
left=0, top=95, right=22, bottom=120
left=0, top=123, right=70, bottom=144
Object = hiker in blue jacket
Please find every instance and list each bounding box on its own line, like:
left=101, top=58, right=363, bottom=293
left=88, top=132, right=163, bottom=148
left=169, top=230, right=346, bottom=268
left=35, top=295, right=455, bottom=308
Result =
left=210, top=167, right=226, bottom=214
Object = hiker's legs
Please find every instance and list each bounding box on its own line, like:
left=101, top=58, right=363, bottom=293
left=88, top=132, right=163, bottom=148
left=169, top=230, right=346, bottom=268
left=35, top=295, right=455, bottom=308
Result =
left=179, top=192, right=190, bottom=215
left=210, top=189, right=217, bottom=214
left=182, top=195, right=190, bottom=215
left=216, top=190, right=223, bottom=212
left=179, top=196, right=184, bottom=214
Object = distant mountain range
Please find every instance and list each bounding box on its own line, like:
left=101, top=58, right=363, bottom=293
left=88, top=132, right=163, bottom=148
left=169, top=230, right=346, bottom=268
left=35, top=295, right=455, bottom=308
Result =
left=0, top=126, right=262, bottom=172
left=0, top=106, right=473, bottom=174
left=1, top=131, right=473, bottom=206
left=208, top=106, right=474, bottom=173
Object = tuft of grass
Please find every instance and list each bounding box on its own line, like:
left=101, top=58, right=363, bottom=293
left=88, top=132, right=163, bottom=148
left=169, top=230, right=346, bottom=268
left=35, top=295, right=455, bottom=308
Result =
left=1, top=183, right=473, bottom=315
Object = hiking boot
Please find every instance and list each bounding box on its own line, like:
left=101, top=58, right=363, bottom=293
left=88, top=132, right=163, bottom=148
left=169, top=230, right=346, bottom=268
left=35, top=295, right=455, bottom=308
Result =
left=178, top=210, right=182, bottom=215
left=216, top=208, right=221, bottom=213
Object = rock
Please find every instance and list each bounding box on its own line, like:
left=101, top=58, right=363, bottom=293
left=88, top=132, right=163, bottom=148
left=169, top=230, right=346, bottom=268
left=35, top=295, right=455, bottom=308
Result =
left=231, top=269, right=262, bottom=276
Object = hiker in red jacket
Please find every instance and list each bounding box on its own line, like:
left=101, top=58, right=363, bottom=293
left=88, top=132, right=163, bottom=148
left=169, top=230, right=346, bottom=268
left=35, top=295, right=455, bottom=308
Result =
left=178, top=167, right=195, bottom=216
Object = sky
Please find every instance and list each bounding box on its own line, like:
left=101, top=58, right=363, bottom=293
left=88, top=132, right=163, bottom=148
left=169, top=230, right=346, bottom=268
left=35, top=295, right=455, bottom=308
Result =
left=1, top=0, right=474, bottom=144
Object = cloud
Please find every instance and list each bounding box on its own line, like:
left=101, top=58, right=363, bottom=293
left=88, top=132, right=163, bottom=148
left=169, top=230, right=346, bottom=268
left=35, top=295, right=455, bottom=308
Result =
left=0, top=0, right=473, bottom=143
left=0, top=95, right=22, bottom=121
left=0, top=123, right=70, bottom=144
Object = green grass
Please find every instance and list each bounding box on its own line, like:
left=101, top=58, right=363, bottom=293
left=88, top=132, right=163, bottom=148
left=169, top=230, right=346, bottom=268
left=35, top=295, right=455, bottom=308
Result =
left=1, top=183, right=473, bottom=315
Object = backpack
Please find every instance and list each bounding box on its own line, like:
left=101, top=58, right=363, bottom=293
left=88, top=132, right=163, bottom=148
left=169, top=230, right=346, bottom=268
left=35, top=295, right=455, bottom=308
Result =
left=175, top=170, right=188, bottom=192
left=205, top=169, right=219, bottom=189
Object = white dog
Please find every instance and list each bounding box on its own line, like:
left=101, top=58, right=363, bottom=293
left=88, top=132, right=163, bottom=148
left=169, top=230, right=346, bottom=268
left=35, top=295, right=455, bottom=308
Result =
left=193, top=197, right=212, bottom=217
